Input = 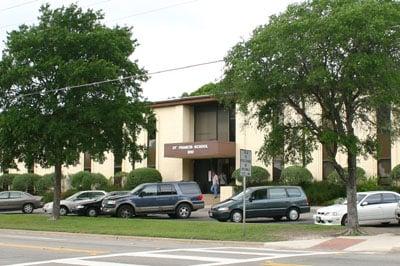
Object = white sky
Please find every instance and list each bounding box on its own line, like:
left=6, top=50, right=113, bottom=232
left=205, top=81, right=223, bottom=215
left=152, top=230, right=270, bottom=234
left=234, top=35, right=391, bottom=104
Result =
left=0, top=0, right=300, bottom=101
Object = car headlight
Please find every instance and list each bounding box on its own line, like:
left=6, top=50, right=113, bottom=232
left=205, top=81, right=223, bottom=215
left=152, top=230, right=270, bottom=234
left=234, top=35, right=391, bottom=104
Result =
left=107, top=200, right=116, bottom=205
left=217, top=207, right=229, bottom=211
left=76, top=205, right=85, bottom=209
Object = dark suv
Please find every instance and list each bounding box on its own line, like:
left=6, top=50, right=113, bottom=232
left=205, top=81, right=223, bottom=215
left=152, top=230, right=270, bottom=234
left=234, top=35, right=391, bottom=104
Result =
left=209, top=186, right=310, bottom=222
left=102, top=182, right=204, bottom=219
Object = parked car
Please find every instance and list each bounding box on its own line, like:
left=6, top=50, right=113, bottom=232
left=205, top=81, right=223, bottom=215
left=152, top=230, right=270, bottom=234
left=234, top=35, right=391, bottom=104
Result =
left=314, top=191, right=400, bottom=226
left=43, top=190, right=107, bottom=215
left=73, top=191, right=130, bottom=217
left=0, top=191, right=43, bottom=213
left=102, top=182, right=204, bottom=219
left=209, top=186, right=310, bottom=223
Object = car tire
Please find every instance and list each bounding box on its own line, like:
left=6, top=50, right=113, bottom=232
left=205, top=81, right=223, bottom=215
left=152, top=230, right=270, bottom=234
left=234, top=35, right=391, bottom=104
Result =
left=86, top=207, right=98, bottom=217
left=176, top=203, right=191, bottom=219
left=22, top=203, right=34, bottom=214
left=230, top=210, right=243, bottom=223
left=273, top=216, right=283, bottom=221
left=286, top=207, right=300, bottom=221
left=117, top=205, right=134, bottom=218
left=60, top=206, right=69, bottom=216
left=341, top=214, right=348, bottom=226
left=168, top=213, right=177, bottom=218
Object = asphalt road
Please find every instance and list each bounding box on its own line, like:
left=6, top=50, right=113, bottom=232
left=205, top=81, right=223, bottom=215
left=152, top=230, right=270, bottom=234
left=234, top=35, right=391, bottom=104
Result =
left=0, top=229, right=399, bottom=266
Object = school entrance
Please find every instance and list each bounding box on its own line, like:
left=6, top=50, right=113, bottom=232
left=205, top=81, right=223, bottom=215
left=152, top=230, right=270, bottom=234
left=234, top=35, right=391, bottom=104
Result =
left=193, top=158, right=235, bottom=193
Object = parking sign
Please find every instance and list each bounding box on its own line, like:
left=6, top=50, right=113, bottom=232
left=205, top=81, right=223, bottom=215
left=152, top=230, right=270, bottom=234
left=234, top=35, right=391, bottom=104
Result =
left=240, top=149, right=252, bottom=177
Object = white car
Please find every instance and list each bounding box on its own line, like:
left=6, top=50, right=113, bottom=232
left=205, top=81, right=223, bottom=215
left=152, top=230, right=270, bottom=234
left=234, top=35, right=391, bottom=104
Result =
left=395, top=203, right=400, bottom=223
left=314, top=191, right=400, bottom=226
left=43, top=190, right=106, bottom=216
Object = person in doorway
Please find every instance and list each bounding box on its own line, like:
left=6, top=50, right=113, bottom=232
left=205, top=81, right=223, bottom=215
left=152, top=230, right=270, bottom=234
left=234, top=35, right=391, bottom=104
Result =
left=211, top=172, right=220, bottom=198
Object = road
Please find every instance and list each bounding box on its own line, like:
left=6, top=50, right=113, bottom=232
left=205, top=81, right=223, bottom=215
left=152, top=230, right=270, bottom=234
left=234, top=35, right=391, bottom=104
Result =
left=0, top=229, right=399, bottom=266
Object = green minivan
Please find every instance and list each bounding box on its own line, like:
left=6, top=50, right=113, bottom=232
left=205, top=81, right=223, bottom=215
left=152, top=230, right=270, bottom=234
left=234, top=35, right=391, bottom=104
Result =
left=209, top=186, right=310, bottom=222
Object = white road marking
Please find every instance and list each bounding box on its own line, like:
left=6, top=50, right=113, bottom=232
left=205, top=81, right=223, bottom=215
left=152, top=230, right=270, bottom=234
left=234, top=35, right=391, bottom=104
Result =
left=54, top=259, right=145, bottom=266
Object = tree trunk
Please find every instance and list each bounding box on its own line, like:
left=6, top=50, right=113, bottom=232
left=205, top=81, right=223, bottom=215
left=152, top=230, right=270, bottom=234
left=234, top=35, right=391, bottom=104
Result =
left=345, top=151, right=361, bottom=235
left=52, top=163, right=62, bottom=220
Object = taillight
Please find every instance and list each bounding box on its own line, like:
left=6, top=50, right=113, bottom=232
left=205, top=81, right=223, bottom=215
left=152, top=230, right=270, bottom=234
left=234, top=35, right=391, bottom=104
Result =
left=196, top=194, right=204, bottom=201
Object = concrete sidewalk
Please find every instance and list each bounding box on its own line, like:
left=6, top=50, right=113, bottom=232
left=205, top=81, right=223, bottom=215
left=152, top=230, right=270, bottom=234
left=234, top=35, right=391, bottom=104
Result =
left=263, top=233, right=400, bottom=253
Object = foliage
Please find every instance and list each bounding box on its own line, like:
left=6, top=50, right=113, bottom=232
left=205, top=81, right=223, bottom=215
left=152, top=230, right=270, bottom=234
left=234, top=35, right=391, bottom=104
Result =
left=0, top=173, right=17, bottom=191
left=35, top=173, right=54, bottom=195
left=70, top=171, right=108, bottom=190
left=11, top=173, right=41, bottom=193
left=302, top=181, right=346, bottom=206
left=112, top=171, right=128, bottom=188
left=357, top=177, right=381, bottom=192
left=280, top=165, right=313, bottom=185
left=232, top=166, right=270, bottom=187
left=125, top=168, right=162, bottom=189
left=61, top=189, right=79, bottom=199
left=190, top=82, right=220, bottom=97
left=390, top=164, right=400, bottom=182
left=378, top=176, right=393, bottom=186
left=327, top=167, right=367, bottom=186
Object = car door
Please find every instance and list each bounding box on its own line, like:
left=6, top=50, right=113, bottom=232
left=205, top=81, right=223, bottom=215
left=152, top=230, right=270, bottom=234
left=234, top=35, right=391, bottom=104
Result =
left=157, top=184, right=178, bottom=212
left=0, top=191, right=10, bottom=210
left=358, top=193, right=384, bottom=222
left=8, top=191, right=24, bottom=210
left=247, top=188, right=268, bottom=218
left=381, top=193, right=399, bottom=220
left=135, top=184, right=159, bottom=213
left=265, top=188, right=290, bottom=217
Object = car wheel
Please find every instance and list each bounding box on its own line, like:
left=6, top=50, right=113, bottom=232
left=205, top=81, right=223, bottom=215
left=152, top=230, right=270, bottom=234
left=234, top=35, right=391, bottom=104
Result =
left=273, top=216, right=283, bottom=221
left=176, top=203, right=191, bottom=219
left=286, top=208, right=300, bottom=221
left=231, top=210, right=243, bottom=223
left=86, top=207, right=98, bottom=217
left=168, top=213, right=177, bottom=218
left=117, top=205, right=134, bottom=218
left=22, top=203, right=34, bottom=214
left=60, top=206, right=69, bottom=216
left=341, top=214, right=348, bottom=226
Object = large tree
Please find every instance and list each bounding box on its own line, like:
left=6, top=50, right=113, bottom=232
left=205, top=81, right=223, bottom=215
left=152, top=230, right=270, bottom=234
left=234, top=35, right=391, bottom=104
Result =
left=0, top=4, right=154, bottom=219
left=221, top=0, right=400, bottom=234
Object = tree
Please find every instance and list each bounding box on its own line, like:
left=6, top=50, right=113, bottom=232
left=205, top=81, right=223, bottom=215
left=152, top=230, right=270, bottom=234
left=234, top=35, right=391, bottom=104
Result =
left=180, top=82, right=220, bottom=98
left=221, top=0, right=400, bottom=234
left=0, top=4, right=154, bottom=220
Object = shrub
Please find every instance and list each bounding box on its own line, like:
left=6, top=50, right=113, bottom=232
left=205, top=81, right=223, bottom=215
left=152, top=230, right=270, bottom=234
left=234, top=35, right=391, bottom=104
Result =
left=12, top=173, right=41, bottom=193
left=70, top=171, right=109, bottom=190
left=326, top=167, right=367, bottom=185
left=378, top=176, right=393, bottom=186
left=42, top=192, right=54, bottom=203
left=125, top=168, right=162, bottom=189
left=358, top=177, right=382, bottom=192
left=35, top=173, right=54, bottom=195
left=112, top=172, right=128, bottom=188
left=302, top=181, right=346, bottom=205
left=390, top=164, right=400, bottom=183
left=280, top=166, right=313, bottom=185
left=61, top=188, right=79, bottom=199
left=232, top=166, right=270, bottom=187
left=0, top=173, right=17, bottom=191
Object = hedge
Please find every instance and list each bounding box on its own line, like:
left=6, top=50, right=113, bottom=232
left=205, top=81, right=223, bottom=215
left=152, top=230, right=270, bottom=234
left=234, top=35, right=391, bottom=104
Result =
left=232, top=166, right=270, bottom=187
left=302, top=181, right=346, bottom=205
left=35, top=173, right=54, bottom=195
left=326, top=167, right=367, bottom=185
left=70, top=171, right=108, bottom=190
left=0, top=174, right=17, bottom=191
left=280, top=166, right=313, bottom=185
left=390, top=164, right=400, bottom=184
left=12, top=173, right=41, bottom=193
left=125, top=168, right=162, bottom=189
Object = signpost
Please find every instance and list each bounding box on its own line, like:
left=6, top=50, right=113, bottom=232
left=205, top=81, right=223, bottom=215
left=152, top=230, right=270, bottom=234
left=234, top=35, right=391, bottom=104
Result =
left=240, top=149, right=252, bottom=237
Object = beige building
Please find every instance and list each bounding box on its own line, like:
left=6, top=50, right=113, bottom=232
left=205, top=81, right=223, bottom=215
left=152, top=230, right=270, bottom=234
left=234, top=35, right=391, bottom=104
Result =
left=2, top=95, right=398, bottom=192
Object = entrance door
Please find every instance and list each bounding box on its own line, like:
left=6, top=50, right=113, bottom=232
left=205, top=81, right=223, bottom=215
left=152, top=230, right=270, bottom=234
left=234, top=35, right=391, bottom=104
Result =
left=194, top=159, right=211, bottom=193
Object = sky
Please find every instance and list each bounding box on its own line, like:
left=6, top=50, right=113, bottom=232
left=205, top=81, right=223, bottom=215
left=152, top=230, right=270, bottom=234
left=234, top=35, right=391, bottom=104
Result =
left=0, top=0, right=300, bottom=101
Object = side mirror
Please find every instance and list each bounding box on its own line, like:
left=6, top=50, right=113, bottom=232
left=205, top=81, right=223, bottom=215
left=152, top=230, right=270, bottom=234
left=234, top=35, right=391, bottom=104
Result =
left=138, top=191, right=145, bottom=197
left=361, top=201, right=368, bottom=206
left=248, top=196, right=254, bottom=202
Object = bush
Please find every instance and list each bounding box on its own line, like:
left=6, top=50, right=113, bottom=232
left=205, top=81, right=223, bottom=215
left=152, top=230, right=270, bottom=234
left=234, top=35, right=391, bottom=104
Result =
left=112, top=172, right=128, bottom=188
left=0, top=173, right=17, bottom=191
left=302, top=181, right=346, bottom=205
left=378, top=176, right=393, bottom=186
left=125, top=168, right=162, bottom=189
left=358, top=177, right=382, bottom=192
left=35, top=174, right=54, bottom=195
left=280, top=166, right=313, bottom=185
left=61, top=188, right=79, bottom=199
left=232, top=166, right=270, bottom=187
left=327, top=167, right=367, bottom=185
left=390, top=164, right=400, bottom=183
left=42, top=191, right=54, bottom=203
left=70, top=171, right=109, bottom=190
left=12, top=173, right=41, bottom=193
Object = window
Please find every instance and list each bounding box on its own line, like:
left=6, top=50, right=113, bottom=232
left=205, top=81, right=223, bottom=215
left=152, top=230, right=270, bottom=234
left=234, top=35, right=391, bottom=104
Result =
left=114, top=156, right=122, bottom=175
left=0, top=192, right=9, bottom=199
left=90, top=192, right=106, bottom=199
left=272, top=156, right=284, bottom=181
left=365, top=194, right=382, bottom=205
left=252, top=189, right=268, bottom=200
left=178, top=183, right=201, bottom=194
left=377, top=105, right=391, bottom=177
left=286, top=188, right=301, bottom=198
left=382, top=193, right=397, bottom=203
left=158, top=184, right=177, bottom=196
left=9, top=192, right=22, bottom=199
left=141, top=185, right=157, bottom=197
left=76, top=192, right=90, bottom=200
left=269, top=188, right=287, bottom=199
left=84, top=152, right=91, bottom=172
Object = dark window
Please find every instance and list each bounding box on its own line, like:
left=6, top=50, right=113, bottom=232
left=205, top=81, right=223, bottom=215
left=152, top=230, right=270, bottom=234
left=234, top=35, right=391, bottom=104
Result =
left=269, top=188, right=287, bottom=199
left=76, top=192, right=90, bottom=200
left=90, top=192, right=106, bottom=199
left=377, top=105, right=391, bottom=177
left=0, top=192, right=9, bottom=199
left=382, top=193, right=397, bottom=203
left=217, top=106, right=229, bottom=142
left=229, top=108, right=236, bottom=142
left=141, top=185, right=157, bottom=197
left=114, top=156, right=122, bottom=175
left=272, top=156, right=283, bottom=181
left=158, top=184, right=177, bottom=196
left=84, top=152, right=91, bottom=172
left=365, top=194, right=382, bottom=205
left=9, top=192, right=22, bottom=199
left=178, top=183, right=201, bottom=194
left=286, top=188, right=301, bottom=198
left=252, top=189, right=268, bottom=200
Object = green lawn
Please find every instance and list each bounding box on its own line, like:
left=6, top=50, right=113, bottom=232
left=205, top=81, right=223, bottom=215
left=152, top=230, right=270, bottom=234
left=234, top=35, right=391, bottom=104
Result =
left=0, top=214, right=341, bottom=242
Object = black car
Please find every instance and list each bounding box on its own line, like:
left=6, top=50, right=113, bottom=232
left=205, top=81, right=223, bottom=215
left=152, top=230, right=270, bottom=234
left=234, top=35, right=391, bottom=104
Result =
left=209, top=186, right=310, bottom=222
left=102, top=182, right=204, bottom=219
left=73, top=191, right=130, bottom=217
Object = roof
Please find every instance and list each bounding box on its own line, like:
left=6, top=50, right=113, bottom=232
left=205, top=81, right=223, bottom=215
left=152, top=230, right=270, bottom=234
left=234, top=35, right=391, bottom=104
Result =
left=151, top=95, right=217, bottom=108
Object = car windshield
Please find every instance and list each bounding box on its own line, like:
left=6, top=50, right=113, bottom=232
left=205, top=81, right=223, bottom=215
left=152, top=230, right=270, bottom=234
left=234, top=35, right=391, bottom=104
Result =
left=131, top=184, right=145, bottom=195
left=231, top=189, right=252, bottom=200
left=65, top=193, right=79, bottom=201
left=342, top=194, right=367, bottom=204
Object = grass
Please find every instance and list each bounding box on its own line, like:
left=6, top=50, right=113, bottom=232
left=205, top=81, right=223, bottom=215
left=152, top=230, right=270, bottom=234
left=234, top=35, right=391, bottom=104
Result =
left=0, top=214, right=341, bottom=242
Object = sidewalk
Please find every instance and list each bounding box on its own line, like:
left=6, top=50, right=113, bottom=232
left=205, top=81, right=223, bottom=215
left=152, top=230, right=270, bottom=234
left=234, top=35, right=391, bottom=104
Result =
left=263, top=233, right=400, bottom=253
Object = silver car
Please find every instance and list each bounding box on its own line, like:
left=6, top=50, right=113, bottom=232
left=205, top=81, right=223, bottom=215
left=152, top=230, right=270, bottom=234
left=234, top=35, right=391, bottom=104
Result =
left=0, top=191, right=43, bottom=213
left=43, top=190, right=106, bottom=216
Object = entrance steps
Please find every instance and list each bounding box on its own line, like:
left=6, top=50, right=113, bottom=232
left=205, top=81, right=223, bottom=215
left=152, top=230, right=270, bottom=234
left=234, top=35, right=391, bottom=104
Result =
left=203, top=194, right=220, bottom=206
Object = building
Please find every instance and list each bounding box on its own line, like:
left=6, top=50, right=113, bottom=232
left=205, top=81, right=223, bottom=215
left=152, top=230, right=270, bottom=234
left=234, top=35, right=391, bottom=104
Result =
left=2, top=95, right=399, bottom=191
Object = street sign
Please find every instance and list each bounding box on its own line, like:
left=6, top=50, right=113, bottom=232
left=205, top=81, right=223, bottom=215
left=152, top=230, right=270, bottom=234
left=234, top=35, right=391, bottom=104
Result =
left=240, top=149, right=252, bottom=177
